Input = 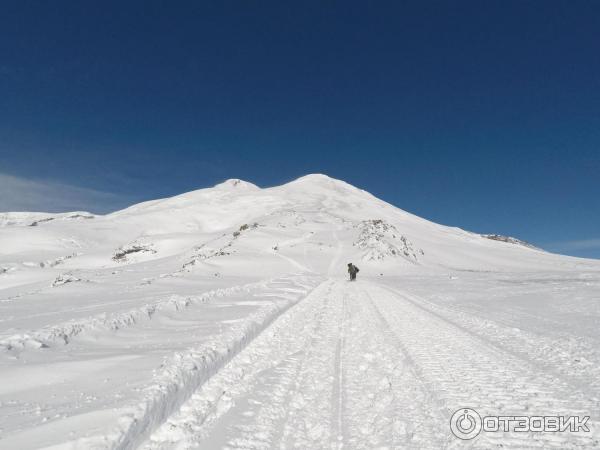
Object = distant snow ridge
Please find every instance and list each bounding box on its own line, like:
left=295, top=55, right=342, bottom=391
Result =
left=481, top=234, right=541, bottom=250
left=0, top=280, right=272, bottom=352
left=354, top=219, right=423, bottom=262
left=0, top=211, right=94, bottom=227
left=30, top=213, right=94, bottom=227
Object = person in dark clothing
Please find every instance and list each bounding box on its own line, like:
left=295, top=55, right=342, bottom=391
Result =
left=347, top=263, right=360, bottom=281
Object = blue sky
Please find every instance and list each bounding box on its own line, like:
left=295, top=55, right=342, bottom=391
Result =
left=1, top=1, right=599, bottom=258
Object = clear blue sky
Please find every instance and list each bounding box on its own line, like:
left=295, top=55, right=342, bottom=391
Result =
left=1, top=1, right=599, bottom=258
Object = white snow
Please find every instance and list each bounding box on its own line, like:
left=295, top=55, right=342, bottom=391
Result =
left=1, top=174, right=599, bottom=449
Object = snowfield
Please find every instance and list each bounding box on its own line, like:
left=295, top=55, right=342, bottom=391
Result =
left=1, top=174, right=599, bottom=449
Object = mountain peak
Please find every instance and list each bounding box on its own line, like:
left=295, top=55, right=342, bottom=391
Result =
left=214, top=179, right=259, bottom=190
left=292, top=173, right=339, bottom=183
left=281, top=173, right=364, bottom=196
left=286, top=173, right=356, bottom=189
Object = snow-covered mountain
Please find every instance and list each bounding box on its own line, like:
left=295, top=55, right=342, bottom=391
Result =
left=1, top=174, right=599, bottom=449
left=0, top=174, right=593, bottom=284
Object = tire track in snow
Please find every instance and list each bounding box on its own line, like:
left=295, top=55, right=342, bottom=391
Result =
left=278, top=283, right=342, bottom=449
left=144, top=280, right=337, bottom=449
left=366, top=282, right=598, bottom=449
left=343, top=283, right=448, bottom=449
left=146, top=280, right=449, bottom=449
left=330, top=291, right=346, bottom=449
left=382, top=284, right=600, bottom=403
left=145, top=280, right=349, bottom=449
left=146, top=279, right=599, bottom=449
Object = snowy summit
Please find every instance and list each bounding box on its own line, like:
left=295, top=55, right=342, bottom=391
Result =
left=1, top=174, right=599, bottom=449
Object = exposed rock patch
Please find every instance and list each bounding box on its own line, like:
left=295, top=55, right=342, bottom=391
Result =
left=354, top=219, right=423, bottom=262
left=113, top=242, right=157, bottom=262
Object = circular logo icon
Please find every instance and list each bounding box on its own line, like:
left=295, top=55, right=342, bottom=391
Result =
left=450, top=408, right=482, bottom=440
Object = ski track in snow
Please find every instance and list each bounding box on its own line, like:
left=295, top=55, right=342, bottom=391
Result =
left=143, top=280, right=599, bottom=449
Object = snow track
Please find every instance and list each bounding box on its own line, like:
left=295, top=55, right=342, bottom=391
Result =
left=144, top=280, right=598, bottom=449
left=0, top=275, right=323, bottom=449
left=386, top=286, right=600, bottom=402
left=368, top=285, right=599, bottom=448
left=63, top=276, right=323, bottom=450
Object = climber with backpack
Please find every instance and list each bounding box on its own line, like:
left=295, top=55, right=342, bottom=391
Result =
left=347, top=263, right=360, bottom=281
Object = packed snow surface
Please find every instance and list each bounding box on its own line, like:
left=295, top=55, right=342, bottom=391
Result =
left=1, top=174, right=599, bottom=449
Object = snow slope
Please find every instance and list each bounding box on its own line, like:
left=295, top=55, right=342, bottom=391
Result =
left=1, top=174, right=599, bottom=449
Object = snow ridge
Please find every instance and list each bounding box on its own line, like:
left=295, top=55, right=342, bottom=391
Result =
left=0, top=279, right=278, bottom=352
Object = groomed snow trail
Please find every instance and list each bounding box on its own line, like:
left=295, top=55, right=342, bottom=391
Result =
left=145, top=280, right=598, bottom=449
